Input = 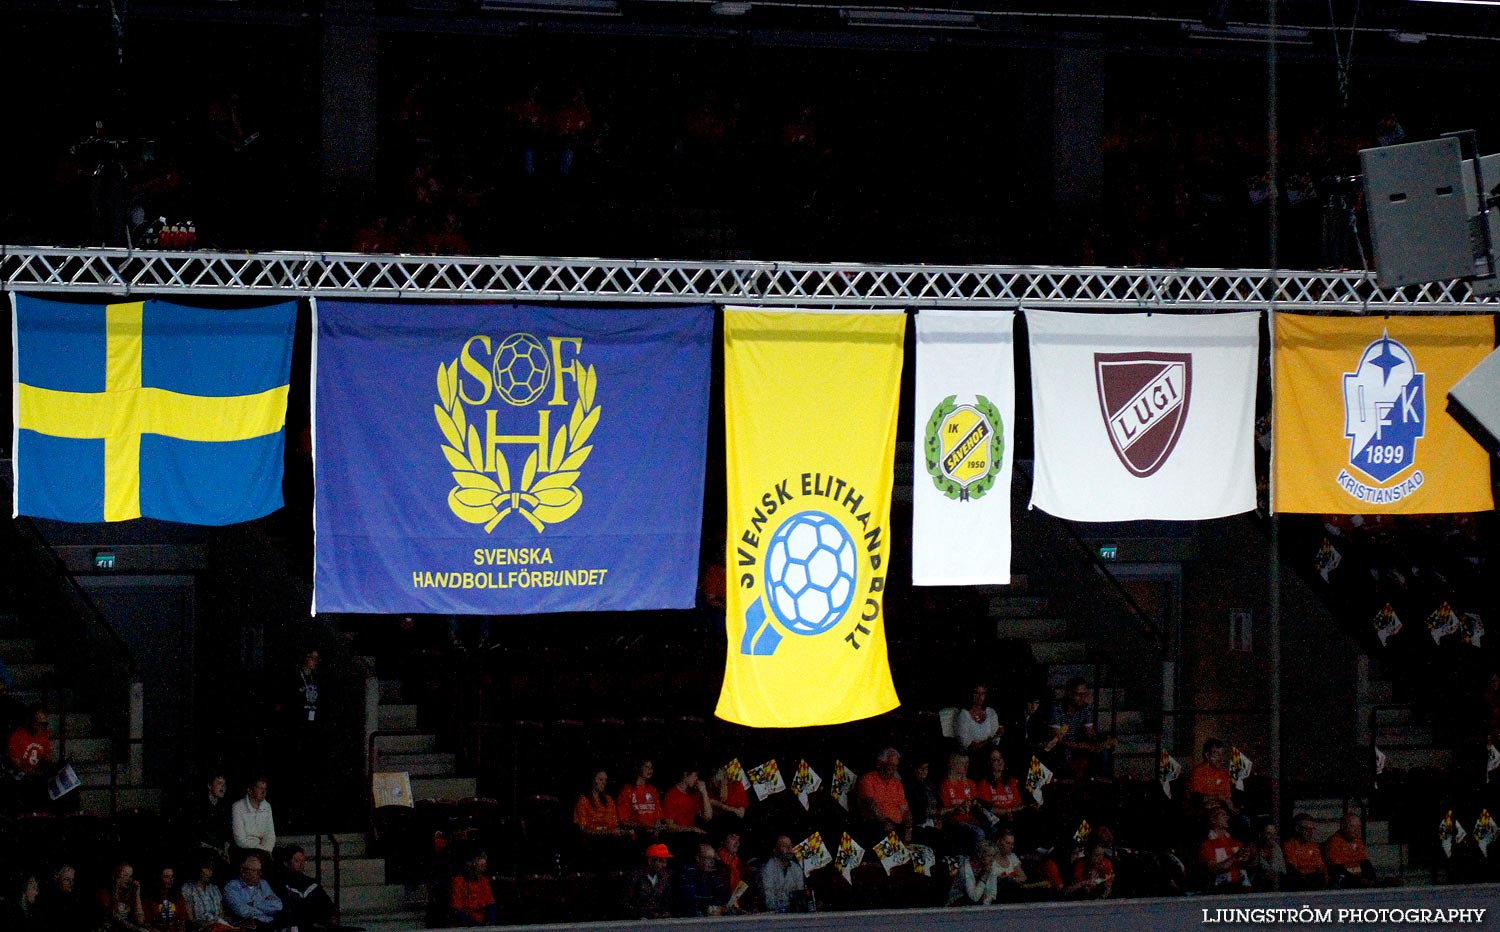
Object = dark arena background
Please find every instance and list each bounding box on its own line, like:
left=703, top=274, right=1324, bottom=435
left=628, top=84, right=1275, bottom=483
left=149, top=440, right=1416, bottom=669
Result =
left=3, top=1, right=1500, bottom=930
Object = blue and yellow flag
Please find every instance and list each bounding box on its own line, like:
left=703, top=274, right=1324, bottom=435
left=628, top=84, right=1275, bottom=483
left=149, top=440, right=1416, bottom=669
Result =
left=717, top=309, right=904, bottom=728
left=1273, top=313, right=1494, bottom=514
left=13, top=295, right=296, bottom=524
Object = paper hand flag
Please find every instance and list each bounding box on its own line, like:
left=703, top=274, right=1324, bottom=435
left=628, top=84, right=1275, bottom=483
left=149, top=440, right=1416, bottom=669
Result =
left=791, top=759, right=822, bottom=810
left=1073, top=820, right=1091, bottom=845
left=830, top=760, right=856, bottom=810
left=1315, top=539, right=1342, bottom=582
left=1025, top=756, right=1054, bottom=805
left=1427, top=602, right=1462, bottom=645
left=1487, top=740, right=1500, bottom=783
left=873, top=833, right=912, bottom=874
left=725, top=758, right=751, bottom=790
left=1228, top=747, right=1253, bottom=791
left=1462, top=613, right=1485, bottom=648
left=1159, top=752, right=1183, bottom=798
left=1475, top=810, right=1495, bottom=857
left=909, top=844, right=937, bottom=877
left=1372, top=604, right=1402, bottom=647
left=792, top=831, right=832, bottom=873
left=835, top=832, right=865, bottom=882
left=1440, top=811, right=1467, bottom=858
left=747, top=759, right=787, bottom=801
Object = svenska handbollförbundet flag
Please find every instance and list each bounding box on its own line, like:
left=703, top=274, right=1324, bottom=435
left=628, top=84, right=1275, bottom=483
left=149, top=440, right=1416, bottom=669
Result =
left=312, top=301, right=712, bottom=615
left=1272, top=314, right=1495, bottom=514
left=912, top=310, right=1015, bottom=585
left=13, top=295, right=295, bottom=524
left=717, top=309, right=904, bottom=727
left=1025, top=310, right=1260, bottom=521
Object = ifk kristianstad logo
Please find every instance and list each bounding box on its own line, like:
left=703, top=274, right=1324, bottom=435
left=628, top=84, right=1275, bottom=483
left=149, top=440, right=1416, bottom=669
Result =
left=735, top=476, right=887, bottom=657
left=924, top=395, right=1004, bottom=502
left=1338, top=332, right=1425, bottom=505
left=1094, top=352, right=1192, bottom=478
left=435, top=332, right=599, bottom=532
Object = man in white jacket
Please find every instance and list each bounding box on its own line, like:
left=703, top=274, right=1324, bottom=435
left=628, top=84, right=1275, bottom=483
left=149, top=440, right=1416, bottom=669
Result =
left=231, top=776, right=277, bottom=862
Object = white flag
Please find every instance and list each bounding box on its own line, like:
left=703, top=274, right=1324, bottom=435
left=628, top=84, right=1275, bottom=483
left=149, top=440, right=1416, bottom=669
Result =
left=1229, top=747, right=1254, bottom=791
left=747, top=759, right=787, bottom=801
left=792, top=831, right=833, bottom=873
left=1487, top=740, right=1500, bottom=781
left=1026, top=310, right=1260, bottom=521
left=1025, top=756, right=1054, bottom=805
left=912, top=310, right=1016, bottom=584
left=1440, top=811, right=1466, bottom=858
left=1159, top=752, right=1183, bottom=798
left=835, top=832, right=865, bottom=882
left=1476, top=811, right=1495, bottom=857
left=791, top=759, right=822, bottom=810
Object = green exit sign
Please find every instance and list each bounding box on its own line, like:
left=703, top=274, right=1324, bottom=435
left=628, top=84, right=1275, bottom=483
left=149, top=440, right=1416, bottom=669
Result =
left=93, top=551, right=116, bottom=570
left=1099, top=545, right=1118, bottom=561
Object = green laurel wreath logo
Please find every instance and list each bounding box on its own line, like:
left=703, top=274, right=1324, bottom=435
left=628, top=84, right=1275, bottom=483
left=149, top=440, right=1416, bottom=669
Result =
left=924, top=394, right=1004, bottom=501
left=434, top=358, right=600, bottom=532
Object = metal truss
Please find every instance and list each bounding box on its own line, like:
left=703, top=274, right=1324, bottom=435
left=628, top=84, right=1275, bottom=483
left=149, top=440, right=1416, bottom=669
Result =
left=2, top=246, right=1495, bottom=312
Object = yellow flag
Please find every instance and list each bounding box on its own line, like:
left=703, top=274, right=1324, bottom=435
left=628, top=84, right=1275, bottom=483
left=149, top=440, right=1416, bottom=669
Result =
left=716, top=309, right=904, bottom=727
left=1273, top=313, right=1494, bottom=514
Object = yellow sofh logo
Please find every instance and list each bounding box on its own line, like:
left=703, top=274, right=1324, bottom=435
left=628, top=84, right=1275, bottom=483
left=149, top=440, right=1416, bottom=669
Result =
left=434, top=332, right=600, bottom=532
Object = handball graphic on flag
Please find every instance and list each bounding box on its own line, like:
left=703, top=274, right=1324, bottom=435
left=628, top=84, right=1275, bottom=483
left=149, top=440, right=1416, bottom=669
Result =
left=765, top=511, right=858, bottom=635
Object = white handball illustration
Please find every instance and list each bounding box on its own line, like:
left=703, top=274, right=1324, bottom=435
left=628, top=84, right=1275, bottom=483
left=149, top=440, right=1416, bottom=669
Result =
left=764, top=510, right=858, bottom=635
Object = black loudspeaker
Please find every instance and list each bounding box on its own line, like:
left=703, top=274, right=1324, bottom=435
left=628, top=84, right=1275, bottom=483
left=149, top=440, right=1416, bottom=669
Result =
left=1448, top=345, right=1500, bottom=458
left=1361, top=138, right=1475, bottom=289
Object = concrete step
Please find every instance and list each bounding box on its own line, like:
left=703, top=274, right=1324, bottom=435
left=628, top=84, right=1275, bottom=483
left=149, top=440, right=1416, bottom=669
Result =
left=1383, top=747, right=1453, bottom=770
left=0, top=638, right=39, bottom=662
left=373, top=734, right=438, bottom=755
left=338, top=883, right=418, bottom=914
left=1371, top=707, right=1416, bottom=726
left=988, top=596, right=1050, bottom=618
left=59, top=713, right=94, bottom=738
left=1114, top=734, right=1157, bottom=754
left=378, top=680, right=404, bottom=703
left=1368, top=842, right=1405, bottom=874
left=1110, top=709, right=1145, bottom=733
left=1031, top=642, right=1088, bottom=664
left=994, top=617, right=1070, bottom=641
left=8, top=662, right=56, bottom=688
left=281, top=833, right=369, bottom=859
left=311, top=856, right=387, bottom=887
left=378, top=704, right=419, bottom=730
left=1115, top=754, right=1156, bottom=781
left=79, top=787, right=161, bottom=812
left=411, top=776, right=477, bottom=801
left=1374, top=725, right=1434, bottom=746
left=62, top=736, right=112, bottom=763
left=376, top=752, right=458, bottom=777
left=348, top=915, right=425, bottom=932
left=1360, top=680, right=1396, bottom=704
left=972, top=577, right=1030, bottom=596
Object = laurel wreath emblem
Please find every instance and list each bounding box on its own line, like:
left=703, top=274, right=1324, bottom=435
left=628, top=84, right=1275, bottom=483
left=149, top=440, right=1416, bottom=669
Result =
left=924, top=394, right=1004, bottom=502
left=434, top=358, right=600, bottom=532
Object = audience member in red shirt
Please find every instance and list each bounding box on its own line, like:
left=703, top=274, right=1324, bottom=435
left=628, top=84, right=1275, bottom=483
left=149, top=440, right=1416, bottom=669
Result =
left=1186, top=739, right=1237, bottom=815
left=449, top=851, right=496, bottom=927
left=1282, top=813, right=1328, bottom=891
left=975, top=748, right=1026, bottom=825
left=1067, top=843, right=1115, bottom=899
left=1198, top=807, right=1251, bottom=892
left=1323, top=813, right=1376, bottom=888
left=573, top=770, right=624, bottom=835
left=617, top=760, right=665, bottom=835
left=717, top=831, right=744, bottom=894
left=662, top=767, right=711, bottom=833
left=856, top=748, right=912, bottom=843
left=937, top=752, right=986, bottom=851
left=7, top=704, right=51, bottom=774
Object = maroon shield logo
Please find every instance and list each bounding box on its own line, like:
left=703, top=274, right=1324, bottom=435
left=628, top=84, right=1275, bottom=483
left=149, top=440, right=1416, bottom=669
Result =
left=1094, top=352, right=1193, bottom=478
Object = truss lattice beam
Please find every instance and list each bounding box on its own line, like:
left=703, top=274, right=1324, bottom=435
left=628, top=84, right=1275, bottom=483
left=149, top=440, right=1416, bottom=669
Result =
left=2, top=247, right=1494, bottom=312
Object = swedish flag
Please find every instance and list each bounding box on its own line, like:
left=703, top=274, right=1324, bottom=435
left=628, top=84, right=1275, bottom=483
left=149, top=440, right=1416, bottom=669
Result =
left=13, top=296, right=297, bottom=525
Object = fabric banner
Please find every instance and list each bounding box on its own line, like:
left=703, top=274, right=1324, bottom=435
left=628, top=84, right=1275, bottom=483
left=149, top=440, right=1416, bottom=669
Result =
left=911, top=310, right=1015, bottom=585
left=716, top=309, right=904, bottom=728
left=13, top=295, right=295, bottom=524
left=313, top=301, right=712, bottom=615
left=1272, top=314, right=1494, bottom=514
left=1026, top=309, right=1260, bottom=521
